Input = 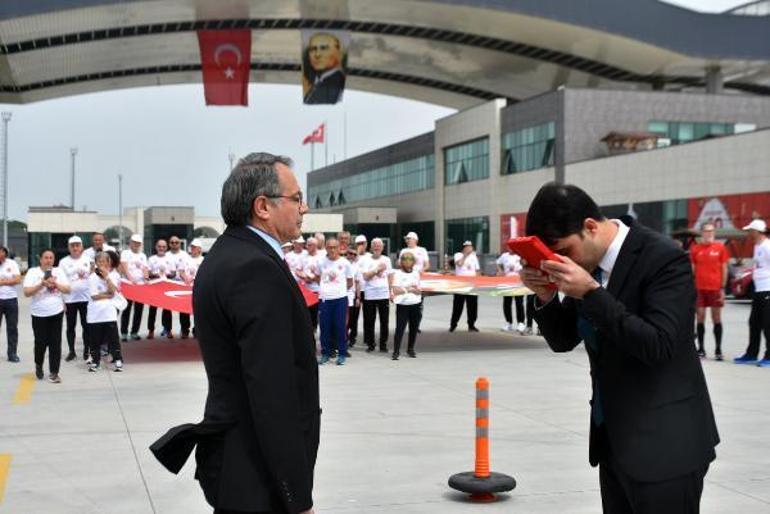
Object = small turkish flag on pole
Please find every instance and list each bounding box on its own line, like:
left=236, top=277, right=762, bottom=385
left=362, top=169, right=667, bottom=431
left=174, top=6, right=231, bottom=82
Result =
left=197, top=30, right=251, bottom=106
left=302, top=123, right=325, bottom=145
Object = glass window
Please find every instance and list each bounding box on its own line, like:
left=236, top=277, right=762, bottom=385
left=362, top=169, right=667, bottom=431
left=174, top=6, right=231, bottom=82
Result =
left=648, top=120, right=749, bottom=145
left=445, top=216, right=489, bottom=254
left=444, top=138, right=489, bottom=185
left=308, top=154, right=435, bottom=207
left=501, top=122, right=555, bottom=175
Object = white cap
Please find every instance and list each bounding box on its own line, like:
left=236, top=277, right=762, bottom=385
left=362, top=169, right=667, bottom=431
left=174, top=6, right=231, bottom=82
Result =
left=68, top=235, right=82, bottom=245
left=405, top=231, right=418, bottom=241
left=190, top=239, right=202, bottom=248
left=281, top=241, right=292, bottom=248
left=355, top=235, right=367, bottom=244
left=462, top=240, right=473, bottom=247
left=294, top=236, right=305, bottom=244
left=130, top=234, right=143, bottom=244
left=743, top=219, right=767, bottom=232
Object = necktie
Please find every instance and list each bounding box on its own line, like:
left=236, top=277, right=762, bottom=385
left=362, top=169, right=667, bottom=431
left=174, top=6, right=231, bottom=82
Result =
left=578, top=267, right=604, bottom=426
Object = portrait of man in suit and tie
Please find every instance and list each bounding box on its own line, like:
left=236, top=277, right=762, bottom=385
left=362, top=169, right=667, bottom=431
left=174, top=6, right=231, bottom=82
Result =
left=301, top=30, right=348, bottom=105
left=520, top=182, right=719, bottom=514
left=151, top=153, right=318, bottom=514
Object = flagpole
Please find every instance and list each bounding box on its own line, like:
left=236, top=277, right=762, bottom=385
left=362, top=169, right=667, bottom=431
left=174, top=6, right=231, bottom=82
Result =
left=324, top=120, right=328, bottom=168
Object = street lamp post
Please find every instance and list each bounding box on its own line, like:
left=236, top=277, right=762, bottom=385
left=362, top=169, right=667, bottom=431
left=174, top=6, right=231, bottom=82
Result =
left=1, top=112, right=10, bottom=248
left=70, top=147, right=78, bottom=209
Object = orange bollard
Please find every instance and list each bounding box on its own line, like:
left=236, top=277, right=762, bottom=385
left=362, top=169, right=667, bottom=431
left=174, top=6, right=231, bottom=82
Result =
left=448, top=377, right=516, bottom=502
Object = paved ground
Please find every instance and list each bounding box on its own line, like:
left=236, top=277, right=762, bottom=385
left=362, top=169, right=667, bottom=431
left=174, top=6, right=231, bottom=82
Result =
left=1, top=294, right=769, bottom=513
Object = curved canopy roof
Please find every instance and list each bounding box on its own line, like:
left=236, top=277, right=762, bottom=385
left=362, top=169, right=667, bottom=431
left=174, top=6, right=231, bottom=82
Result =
left=0, top=0, right=768, bottom=108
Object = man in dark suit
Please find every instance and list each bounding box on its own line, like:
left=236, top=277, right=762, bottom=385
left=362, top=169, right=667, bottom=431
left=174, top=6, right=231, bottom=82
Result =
left=150, top=153, right=318, bottom=514
left=520, top=183, right=719, bottom=514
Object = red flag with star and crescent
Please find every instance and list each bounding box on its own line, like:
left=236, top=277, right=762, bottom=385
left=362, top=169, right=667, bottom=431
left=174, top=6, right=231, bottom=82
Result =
left=197, top=30, right=251, bottom=106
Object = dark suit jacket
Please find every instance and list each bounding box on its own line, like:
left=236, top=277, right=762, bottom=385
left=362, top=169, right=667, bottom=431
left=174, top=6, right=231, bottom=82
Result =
left=150, top=225, right=320, bottom=513
left=304, top=69, right=345, bottom=104
left=534, top=219, right=719, bottom=482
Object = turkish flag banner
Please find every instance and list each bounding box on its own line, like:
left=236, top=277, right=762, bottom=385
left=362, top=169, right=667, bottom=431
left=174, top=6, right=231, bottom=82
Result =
left=197, top=30, right=251, bottom=106
left=121, top=279, right=319, bottom=314
left=302, top=123, right=325, bottom=145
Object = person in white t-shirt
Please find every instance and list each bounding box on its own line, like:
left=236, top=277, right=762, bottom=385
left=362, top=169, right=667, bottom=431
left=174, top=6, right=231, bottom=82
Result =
left=23, top=248, right=71, bottom=383
left=0, top=246, right=21, bottom=362
left=146, top=239, right=175, bottom=339
left=496, top=251, right=534, bottom=335
left=449, top=241, right=481, bottom=332
left=399, top=231, right=430, bottom=334
left=735, top=219, right=770, bottom=366
left=119, top=234, right=149, bottom=341
left=83, top=232, right=116, bottom=262
left=285, top=236, right=308, bottom=282
left=87, top=251, right=123, bottom=372
left=59, top=235, right=92, bottom=361
left=317, top=238, right=354, bottom=365
left=389, top=251, right=422, bottom=360
left=315, top=232, right=327, bottom=258
left=337, top=230, right=351, bottom=254
left=300, top=237, right=322, bottom=331
left=345, top=247, right=362, bottom=348
left=166, top=235, right=192, bottom=339
left=362, top=238, right=393, bottom=352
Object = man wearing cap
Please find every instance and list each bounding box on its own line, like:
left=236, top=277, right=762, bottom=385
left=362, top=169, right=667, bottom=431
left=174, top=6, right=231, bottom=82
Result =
left=449, top=241, right=481, bottom=332
left=119, top=234, right=149, bottom=341
left=83, top=232, right=116, bottom=262
left=59, top=235, right=92, bottom=361
left=180, top=239, right=205, bottom=285
left=166, top=235, right=192, bottom=339
left=735, top=219, right=770, bottom=366
left=286, top=236, right=308, bottom=283
left=282, top=241, right=293, bottom=256
left=399, top=232, right=430, bottom=332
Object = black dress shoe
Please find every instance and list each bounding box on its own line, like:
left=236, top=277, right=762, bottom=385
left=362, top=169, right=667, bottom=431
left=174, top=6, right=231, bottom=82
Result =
left=407, top=351, right=417, bottom=358
left=468, top=326, right=480, bottom=332
left=8, top=355, right=20, bottom=363
left=366, top=346, right=375, bottom=353
left=391, top=353, right=399, bottom=360
left=379, top=346, right=388, bottom=353
left=449, top=325, right=457, bottom=332
left=65, top=351, right=77, bottom=362
left=35, top=365, right=44, bottom=380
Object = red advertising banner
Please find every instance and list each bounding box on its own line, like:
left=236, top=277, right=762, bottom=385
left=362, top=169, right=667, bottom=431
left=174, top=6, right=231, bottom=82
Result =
left=688, top=192, right=770, bottom=258
left=121, top=279, right=319, bottom=314
left=197, top=30, right=251, bottom=106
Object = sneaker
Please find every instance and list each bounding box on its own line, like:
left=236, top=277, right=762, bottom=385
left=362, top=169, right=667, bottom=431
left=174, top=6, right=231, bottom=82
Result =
left=166, top=331, right=174, bottom=340
left=714, top=352, right=724, bottom=362
left=85, top=356, right=93, bottom=365
left=159, top=329, right=168, bottom=338
left=391, top=353, right=399, bottom=361
left=130, top=333, right=141, bottom=341
left=146, top=330, right=154, bottom=340
left=120, top=333, right=128, bottom=342
left=100, top=347, right=109, bottom=357
left=35, top=365, right=44, bottom=380
left=114, top=360, right=123, bottom=372
left=8, top=355, right=20, bottom=363
left=88, top=363, right=100, bottom=372
left=407, top=351, right=417, bottom=358
left=318, top=354, right=330, bottom=365
left=697, top=349, right=706, bottom=359
left=500, top=323, right=513, bottom=333
left=734, top=354, right=759, bottom=364
left=468, top=326, right=479, bottom=333
left=181, top=332, right=190, bottom=340
left=48, top=373, right=61, bottom=384
left=379, top=346, right=388, bottom=353
left=65, top=351, right=77, bottom=362
left=516, top=323, right=526, bottom=334
left=758, top=359, right=770, bottom=368
left=525, top=327, right=534, bottom=336
left=336, top=356, right=346, bottom=366
left=365, top=346, right=375, bottom=353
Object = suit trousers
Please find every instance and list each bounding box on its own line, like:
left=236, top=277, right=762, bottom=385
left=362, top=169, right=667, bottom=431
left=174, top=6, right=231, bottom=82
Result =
left=363, top=298, right=389, bottom=349
left=600, top=456, right=708, bottom=514
left=319, top=297, right=348, bottom=356
left=0, top=298, right=19, bottom=358
left=450, top=294, right=477, bottom=328
left=747, top=290, right=770, bottom=359
left=65, top=301, right=89, bottom=355
left=32, top=312, right=63, bottom=374
left=120, top=300, right=144, bottom=335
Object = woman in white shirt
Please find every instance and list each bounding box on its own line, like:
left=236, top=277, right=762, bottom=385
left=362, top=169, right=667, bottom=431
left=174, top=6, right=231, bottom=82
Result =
left=496, top=251, right=534, bottom=334
left=389, top=252, right=422, bottom=360
left=317, top=238, right=354, bottom=365
left=362, top=238, right=393, bottom=353
left=449, top=241, right=481, bottom=332
left=87, top=251, right=123, bottom=372
left=0, top=246, right=21, bottom=362
left=23, top=248, right=71, bottom=383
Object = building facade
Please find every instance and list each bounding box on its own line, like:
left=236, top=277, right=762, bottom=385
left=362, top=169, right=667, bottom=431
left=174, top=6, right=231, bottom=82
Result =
left=308, top=89, right=770, bottom=264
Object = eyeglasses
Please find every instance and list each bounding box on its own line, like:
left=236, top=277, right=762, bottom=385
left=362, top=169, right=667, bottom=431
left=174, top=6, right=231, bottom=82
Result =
left=266, top=192, right=304, bottom=205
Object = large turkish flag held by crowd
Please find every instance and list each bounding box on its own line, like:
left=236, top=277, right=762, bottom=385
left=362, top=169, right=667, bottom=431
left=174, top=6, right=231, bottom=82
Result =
left=197, top=30, right=251, bottom=106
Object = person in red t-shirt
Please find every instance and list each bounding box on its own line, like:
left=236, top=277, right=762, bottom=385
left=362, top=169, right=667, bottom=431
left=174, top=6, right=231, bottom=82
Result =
left=690, top=222, right=729, bottom=360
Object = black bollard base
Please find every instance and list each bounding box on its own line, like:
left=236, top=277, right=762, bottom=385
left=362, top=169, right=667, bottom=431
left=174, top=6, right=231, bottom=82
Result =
left=448, top=471, right=516, bottom=502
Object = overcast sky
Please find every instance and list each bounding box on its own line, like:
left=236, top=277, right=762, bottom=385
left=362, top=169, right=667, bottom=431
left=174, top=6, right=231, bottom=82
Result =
left=0, top=0, right=748, bottom=222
